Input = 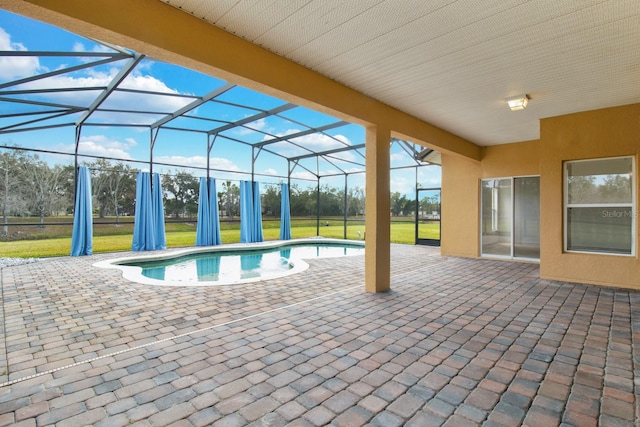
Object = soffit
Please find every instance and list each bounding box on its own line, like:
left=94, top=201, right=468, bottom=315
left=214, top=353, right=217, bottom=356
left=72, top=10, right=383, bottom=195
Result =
left=160, top=0, right=640, bottom=146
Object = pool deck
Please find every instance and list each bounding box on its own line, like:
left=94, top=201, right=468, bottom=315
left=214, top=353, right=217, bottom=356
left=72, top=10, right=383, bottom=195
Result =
left=0, top=244, right=638, bottom=426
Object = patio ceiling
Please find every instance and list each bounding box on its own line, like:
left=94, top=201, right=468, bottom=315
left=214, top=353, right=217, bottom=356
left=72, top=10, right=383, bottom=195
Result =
left=160, top=0, right=640, bottom=146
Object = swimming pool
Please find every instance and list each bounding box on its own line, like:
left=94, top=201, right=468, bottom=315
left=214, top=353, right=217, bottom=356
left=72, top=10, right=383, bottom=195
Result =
left=94, top=238, right=364, bottom=286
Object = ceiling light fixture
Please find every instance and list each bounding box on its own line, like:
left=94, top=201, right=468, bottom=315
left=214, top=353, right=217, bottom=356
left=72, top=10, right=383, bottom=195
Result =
left=506, top=94, right=529, bottom=111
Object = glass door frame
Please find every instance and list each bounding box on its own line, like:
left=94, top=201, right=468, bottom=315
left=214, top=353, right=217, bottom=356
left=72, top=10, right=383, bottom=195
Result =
left=480, top=175, right=540, bottom=261
left=415, top=187, right=441, bottom=246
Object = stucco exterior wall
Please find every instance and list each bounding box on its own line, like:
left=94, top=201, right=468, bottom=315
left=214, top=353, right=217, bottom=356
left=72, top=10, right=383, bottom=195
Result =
left=481, top=140, right=540, bottom=178
left=441, top=139, right=540, bottom=259
left=441, top=154, right=482, bottom=258
left=539, top=103, right=640, bottom=289
left=442, top=103, right=640, bottom=289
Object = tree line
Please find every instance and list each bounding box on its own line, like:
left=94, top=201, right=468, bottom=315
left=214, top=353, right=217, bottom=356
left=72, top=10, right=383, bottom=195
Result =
left=0, top=151, right=373, bottom=233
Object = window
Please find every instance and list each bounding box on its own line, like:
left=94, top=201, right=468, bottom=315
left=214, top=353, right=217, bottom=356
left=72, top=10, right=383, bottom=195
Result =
left=564, top=156, right=635, bottom=255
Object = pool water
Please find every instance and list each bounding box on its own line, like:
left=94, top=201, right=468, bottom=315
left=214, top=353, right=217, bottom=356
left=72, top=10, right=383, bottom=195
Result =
left=122, top=243, right=364, bottom=283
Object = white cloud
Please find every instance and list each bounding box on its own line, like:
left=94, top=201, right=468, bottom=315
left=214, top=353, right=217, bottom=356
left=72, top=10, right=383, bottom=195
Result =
left=72, top=41, right=115, bottom=54
left=154, top=155, right=206, bottom=168
left=0, top=24, right=191, bottom=124
left=390, top=175, right=415, bottom=195
left=210, top=157, right=242, bottom=172
left=236, top=118, right=268, bottom=135
left=327, top=151, right=364, bottom=164
left=0, top=27, right=41, bottom=80
left=75, top=134, right=138, bottom=159
left=18, top=69, right=192, bottom=115
left=344, top=167, right=365, bottom=174
left=262, top=129, right=354, bottom=160
left=263, top=168, right=279, bottom=176
left=290, top=132, right=351, bottom=152
left=417, top=167, right=442, bottom=187
left=153, top=155, right=242, bottom=172
left=262, top=127, right=299, bottom=140
left=119, top=72, right=180, bottom=95
left=390, top=152, right=406, bottom=162
left=290, top=171, right=317, bottom=181
left=291, top=168, right=351, bottom=182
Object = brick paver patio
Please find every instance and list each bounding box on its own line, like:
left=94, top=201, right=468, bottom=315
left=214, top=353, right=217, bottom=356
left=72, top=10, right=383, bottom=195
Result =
left=0, top=244, right=638, bottom=426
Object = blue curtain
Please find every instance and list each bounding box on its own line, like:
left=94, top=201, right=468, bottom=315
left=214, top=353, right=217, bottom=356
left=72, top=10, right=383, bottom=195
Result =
left=280, top=183, right=292, bottom=240
left=240, top=180, right=253, bottom=243
left=133, top=172, right=166, bottom=251
left=196, top=177, right=222, bottom=246
left=152, top=173, right=166, bottom=250
left=70, top=166, right=93, bottom=256
left=209, top=178, right=222, bottom=245
left=252, top=181, right=264, bottom=242
left=240, top=181, right=264, bottom=243
left=195, top=177, right=211, bottom=246
left=132, top=172, right=155, bottom=251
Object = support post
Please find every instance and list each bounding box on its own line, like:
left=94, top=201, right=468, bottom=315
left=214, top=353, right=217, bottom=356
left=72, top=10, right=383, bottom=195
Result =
left=150, top=128, right=158, bottom=178
left=365, top=124, right=391, bottom=293
left=74, top=125, right=81, bottom=198
left=3, top=166, right=8, bottom=235
left=415, top=166, right=419, bottom=245
left=343, top=173, right=348, bottom=239
left=316, top=176, right=320, bottom=236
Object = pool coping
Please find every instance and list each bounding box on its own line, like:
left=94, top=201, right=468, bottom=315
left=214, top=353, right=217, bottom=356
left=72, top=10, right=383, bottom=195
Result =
left=93, top=237, right=365, bottom=287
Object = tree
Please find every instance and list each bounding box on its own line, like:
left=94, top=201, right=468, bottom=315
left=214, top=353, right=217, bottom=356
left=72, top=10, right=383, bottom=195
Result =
left=390, top=191, right=408, bottom=216
left=107, top=163, right=134, bottom=223
left=261, top=184, right=281, bottom=217
left=402, top=197, right=415, bottom=217
left=162, top=171, right=199, bottom=218
left=0, top=150, right=28, bottom=233
left=420, top=193, right=441, bottom=216
left=20, top=153, right=66, bottom=227
left=60, top=164, right=76, bottom=215
left=289, top=184, right=311, bottom=216
left=219, top=180, right=240, bottom=220
left=567, top=175, right=596, bottom=204
left=600, top=174, right=631, bottom=203
left=347, top=186, right=365, bottom=217
left=318, top=184, right=341, bottom=216
left=89, top=159, right=113, bottom=218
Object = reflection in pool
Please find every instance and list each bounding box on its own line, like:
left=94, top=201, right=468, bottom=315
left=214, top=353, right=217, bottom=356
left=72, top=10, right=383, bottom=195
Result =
left=100, top=240, right=365, bottom=286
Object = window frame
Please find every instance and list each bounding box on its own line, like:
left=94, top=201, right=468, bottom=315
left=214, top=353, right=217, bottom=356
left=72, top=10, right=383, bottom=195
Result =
left=563, top=156, right=636, bottom=256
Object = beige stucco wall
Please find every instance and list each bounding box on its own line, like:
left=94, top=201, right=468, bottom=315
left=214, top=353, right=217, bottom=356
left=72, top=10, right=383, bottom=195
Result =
left=441, top=140, right=540, bottom=259
left=441, top=154, right=482, bottom=258
left=481, top=140, right=540, bottom=178
left=539, top=103, right=640, bottom=289
left=443, top=103, right=640, bottom=289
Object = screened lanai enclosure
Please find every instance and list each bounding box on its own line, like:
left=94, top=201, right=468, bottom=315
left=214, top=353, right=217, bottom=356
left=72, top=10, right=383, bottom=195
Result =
left=0, top=10, right=441, bottom=256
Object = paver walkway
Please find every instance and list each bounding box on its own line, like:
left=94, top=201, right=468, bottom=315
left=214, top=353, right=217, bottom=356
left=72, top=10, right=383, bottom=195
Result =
left=0, top=244, right=638, bottom=426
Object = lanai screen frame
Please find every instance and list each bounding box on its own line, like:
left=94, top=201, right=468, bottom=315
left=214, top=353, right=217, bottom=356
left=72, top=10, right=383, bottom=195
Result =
left=0, top=27, right=438, bottom=240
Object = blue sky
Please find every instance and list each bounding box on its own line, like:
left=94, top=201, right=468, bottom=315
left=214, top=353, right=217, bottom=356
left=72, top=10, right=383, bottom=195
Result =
left=0, top=9, right=440, bottom=194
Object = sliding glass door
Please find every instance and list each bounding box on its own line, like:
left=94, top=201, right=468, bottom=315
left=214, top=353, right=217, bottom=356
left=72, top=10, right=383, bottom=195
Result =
left=481, top=176, right=540, bottom=260
left=481, top=179, right=512, bottom=256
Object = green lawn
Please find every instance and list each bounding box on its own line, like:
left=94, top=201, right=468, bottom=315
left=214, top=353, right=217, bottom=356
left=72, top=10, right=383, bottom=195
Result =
left=0, top=216, right=440, bottom=258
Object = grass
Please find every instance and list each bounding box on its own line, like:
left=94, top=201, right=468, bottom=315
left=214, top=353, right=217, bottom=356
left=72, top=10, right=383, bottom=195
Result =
left=0, top=216, right=440, bottom=258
